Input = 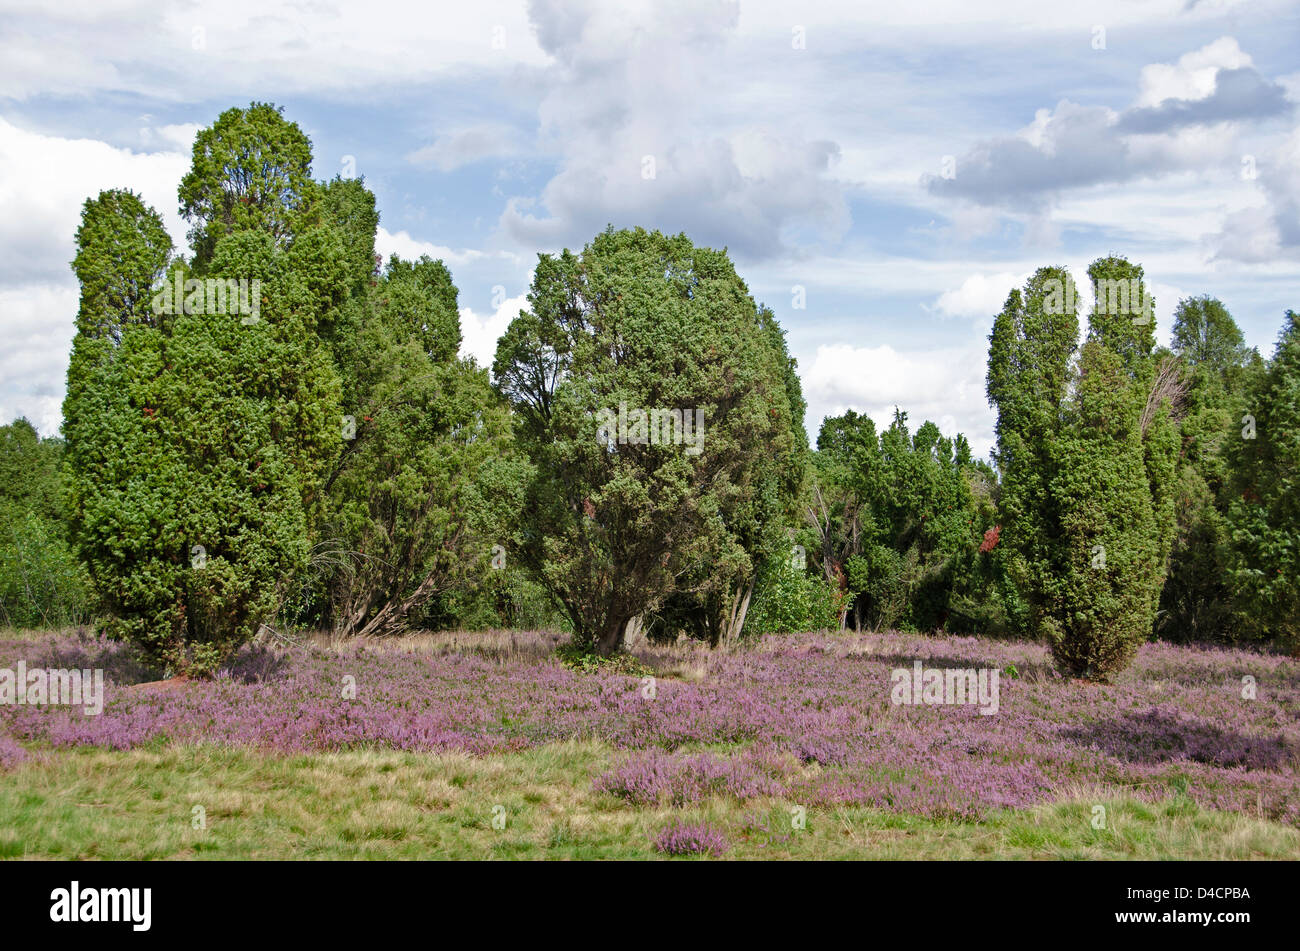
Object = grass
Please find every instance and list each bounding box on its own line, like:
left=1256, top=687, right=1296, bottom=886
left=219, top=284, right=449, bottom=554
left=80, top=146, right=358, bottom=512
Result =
left=1, top=740, right=1296, bottom=860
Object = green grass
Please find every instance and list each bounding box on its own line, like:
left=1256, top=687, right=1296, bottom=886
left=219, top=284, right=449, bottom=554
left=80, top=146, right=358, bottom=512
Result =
left=1, top=741, right=1296, bottom=859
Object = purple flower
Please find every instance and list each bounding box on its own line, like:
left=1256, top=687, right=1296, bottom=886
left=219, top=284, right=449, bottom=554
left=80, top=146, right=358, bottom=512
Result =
left=653, top=822, right=728, bottom=857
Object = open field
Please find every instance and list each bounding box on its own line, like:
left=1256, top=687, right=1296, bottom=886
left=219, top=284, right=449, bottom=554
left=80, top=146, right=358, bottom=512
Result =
left=2, top=628, right=1297, bottom=859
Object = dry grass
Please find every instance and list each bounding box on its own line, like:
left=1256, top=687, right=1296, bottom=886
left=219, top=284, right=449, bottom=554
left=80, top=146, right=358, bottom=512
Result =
left=2, top=742, right=1296, bottom=860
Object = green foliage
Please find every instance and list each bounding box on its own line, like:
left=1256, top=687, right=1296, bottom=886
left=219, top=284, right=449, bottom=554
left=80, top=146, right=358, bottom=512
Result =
left=1171, top=295, right=1248, bottom=371
left=745, top=555, right=843, bottom=635
left=179, top=102, right=315, bottom=270
left=1159, top=297, right=1256, bottom=643
left=71, top=190, right=171, bottom=342
left=0, top=420, right=94, bottom=628
left=66, top=118, right=342, bottom=674
left=645, top=305, right=810, bottom=644
left=987, top=259, right=1178, bottom=680
left=318, top=254, right=513, bottom=637
left=554, top=641, right=653, bottom=677
left=808, top=408, right=990, bottom=633
left=1225, top=310, right=1300, bottom=648
left=493, top=226, right=804, bottom=654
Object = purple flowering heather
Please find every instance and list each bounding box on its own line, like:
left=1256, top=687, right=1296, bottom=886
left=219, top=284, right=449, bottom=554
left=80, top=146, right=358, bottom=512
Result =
left=653, top=822, right=729, bottom=857
left=594, top=749, right=783, bottom=805
left=1, top=630, right=1296, bottom=826
left=0, top=732, right=27, bottom=769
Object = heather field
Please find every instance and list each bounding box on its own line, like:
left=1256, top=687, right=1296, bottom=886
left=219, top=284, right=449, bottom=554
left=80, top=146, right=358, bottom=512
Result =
left=1, top=628, right=1297, bottom=860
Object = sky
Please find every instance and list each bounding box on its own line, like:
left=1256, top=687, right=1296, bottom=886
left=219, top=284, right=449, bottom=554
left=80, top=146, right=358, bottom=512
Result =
left=1, top=0, right=1298, bottom=458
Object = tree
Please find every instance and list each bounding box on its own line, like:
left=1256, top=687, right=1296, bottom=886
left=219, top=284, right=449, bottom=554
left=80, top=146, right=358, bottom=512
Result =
left=1171, top=295, right=1247, bottom=371
left=986, top=266, right=1079, bottom=640
left=319, top=254, right=513, bottom=638
left=493, top=226, right=803, bottom=655
left=1225, top=310, right=1300, bottom=649
left=0, top=419, right=93, bottom=628
left=648, top=304, right=811, bottom=644
left=809, top=408, right=988, bottom=633
left=987, top=258, right=1179, bottom=680
left=71, top=190, right=171, bottom=342
left=66, top=113, right=342, bottom=673
left=178, top=102, right=314, bottom=270
left=1159, top=296, right=1254, bottom=642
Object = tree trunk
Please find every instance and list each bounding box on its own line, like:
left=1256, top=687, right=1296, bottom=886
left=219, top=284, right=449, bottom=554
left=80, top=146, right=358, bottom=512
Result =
left=353, top=573, right=444, bottom=639
left=595, top=615, right=631, bottom=656
left=623, top=614, right=646, bottom=650
left=720, top=579, right=754, bottom=644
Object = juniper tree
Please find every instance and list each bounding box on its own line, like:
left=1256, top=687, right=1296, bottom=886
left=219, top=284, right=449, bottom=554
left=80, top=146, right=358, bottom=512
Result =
left=320, top=253, right=513, bottom=638
left=1225, top=310, right=1300, bottom=648
left=178, top=102, right=314, bottom=270
left=987, top=258, right=1179, bottom=679
left=1159, top=296, right=1255, bottom=641
left=493, top=227, right=803, bottom=655
left=65, top=108, right=343, bottom=673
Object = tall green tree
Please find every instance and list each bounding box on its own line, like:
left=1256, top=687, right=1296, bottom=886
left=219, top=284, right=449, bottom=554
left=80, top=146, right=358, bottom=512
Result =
left=178, top=102, right=314, bottom=270
left=986, top=266, right=1080, bottom=640
left=319, top=254, right=513, bottom=638
left=65, top=109, right=342, bottom=673
left=493, top=226, right=803, bottom=655
left=987, top=258, right=1179, bottom=679
left=1225, top=310, right=1300, bottom=649
left=1159, top=296, right=1255, bottom=641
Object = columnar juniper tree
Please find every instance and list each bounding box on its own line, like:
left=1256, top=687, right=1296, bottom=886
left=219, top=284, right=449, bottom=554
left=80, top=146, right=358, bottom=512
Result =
left=1226, top=310, right=1300, bottom=649
left=986, top=266, right=1079, bottom=642
left=493, top=227, right=802, bottom=655
left=63, top=106, right=342, bottom=675
left=987, top=258, right=1179, bottom=680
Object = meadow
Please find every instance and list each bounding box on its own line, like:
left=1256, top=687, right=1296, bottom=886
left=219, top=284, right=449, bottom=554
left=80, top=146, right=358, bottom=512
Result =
left=1, top=628, right=1296, bottom=860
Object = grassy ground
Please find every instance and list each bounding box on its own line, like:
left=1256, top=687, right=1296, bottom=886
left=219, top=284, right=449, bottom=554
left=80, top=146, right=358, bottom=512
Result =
left=2, top=740, right=1297, bottom=860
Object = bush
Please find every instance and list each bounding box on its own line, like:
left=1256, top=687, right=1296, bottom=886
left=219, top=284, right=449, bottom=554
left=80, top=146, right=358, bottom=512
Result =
left=652, top=822, right=729, bottom=857
left=746, top=557, right=845, bottom=635
left=0, top=508, right=94, bottom=629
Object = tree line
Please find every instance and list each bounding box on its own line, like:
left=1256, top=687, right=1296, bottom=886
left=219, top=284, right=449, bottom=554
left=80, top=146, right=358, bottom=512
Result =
left=1, top=102, right=1295, bottom=681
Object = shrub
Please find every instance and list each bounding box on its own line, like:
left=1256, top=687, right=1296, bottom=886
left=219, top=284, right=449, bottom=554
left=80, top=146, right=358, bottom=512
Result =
left=652, top=822, right=729, bottom=857
left=746, top=556, right=844, bottom=635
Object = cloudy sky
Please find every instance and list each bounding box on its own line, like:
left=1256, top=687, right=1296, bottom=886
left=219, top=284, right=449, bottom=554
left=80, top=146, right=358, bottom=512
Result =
left=2, top=0, right=1298, bottom=457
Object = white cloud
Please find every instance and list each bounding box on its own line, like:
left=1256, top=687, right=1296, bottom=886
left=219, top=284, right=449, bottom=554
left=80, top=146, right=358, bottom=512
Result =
left=1135, top=36, right=1253, bottom=107
left=0, top=116, right=189, bottom=284
left=802, top=340, right=995, bottom=459
left=498, top=1, right=850, bottom=261
left=0, top=0, right=549, bottom=102
left=0, top=283, right=80, bottom=437
left=458, top=294, right=527, bottom=368
left=932, top=272, right=1026, bottom=322
left=0, top=118, right=190, bottom=433
left=375, top=226, right=524, bottom=272
left=407, top=125, right=524, bottom=172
